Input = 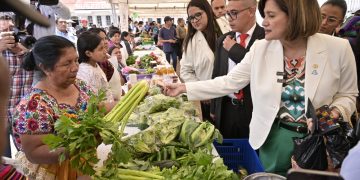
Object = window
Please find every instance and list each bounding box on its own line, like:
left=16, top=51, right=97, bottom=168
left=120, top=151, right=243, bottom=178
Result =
left=106, top=15, right=111, bottom=26
left=87, top=16, right=93, bottom=24
left=96, top=16, right=102, bottom=26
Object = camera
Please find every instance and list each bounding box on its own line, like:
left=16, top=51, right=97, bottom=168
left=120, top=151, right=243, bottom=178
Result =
left=13, top=28, right=37, bottom=49
left=30, top=0, right=59, bottom=5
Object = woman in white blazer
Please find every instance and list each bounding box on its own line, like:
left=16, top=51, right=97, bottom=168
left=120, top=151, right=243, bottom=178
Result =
left=165, top=0, right=358, bottom=175
left=180, top=0, right=219, bottom=121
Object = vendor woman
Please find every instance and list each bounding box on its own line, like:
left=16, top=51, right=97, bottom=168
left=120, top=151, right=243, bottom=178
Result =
left=12, top=36, right=93, bottom=179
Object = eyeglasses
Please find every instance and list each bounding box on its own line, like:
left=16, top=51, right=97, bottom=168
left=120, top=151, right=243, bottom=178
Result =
left=321, top=14, right=341, bottom=25
left=187, top=12, right=203, bottom=23
left=225, top=7, right=251, bottom=20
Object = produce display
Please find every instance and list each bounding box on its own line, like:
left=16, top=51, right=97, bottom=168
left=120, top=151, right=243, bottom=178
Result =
left=42, top=47, right=245, bottom=179
left=42, top=83, right=241, bottom=179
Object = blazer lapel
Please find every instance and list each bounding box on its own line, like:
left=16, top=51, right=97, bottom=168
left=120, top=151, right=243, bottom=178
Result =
left=265, top=41, right=284, bottom=104
left=248, top=24, right=263, bottom=49
left=305, top=34, right=328, bottom=103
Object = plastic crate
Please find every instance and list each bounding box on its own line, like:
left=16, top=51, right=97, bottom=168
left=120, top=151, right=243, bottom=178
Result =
left=213, top=139, right=264, bottom=174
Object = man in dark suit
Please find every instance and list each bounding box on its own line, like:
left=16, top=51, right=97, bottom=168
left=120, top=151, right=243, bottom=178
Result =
left=210, top=0, right=264, bottom=138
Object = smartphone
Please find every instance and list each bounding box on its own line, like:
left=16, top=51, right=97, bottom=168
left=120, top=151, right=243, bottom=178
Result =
left=287, top=169, right=344, bottom=180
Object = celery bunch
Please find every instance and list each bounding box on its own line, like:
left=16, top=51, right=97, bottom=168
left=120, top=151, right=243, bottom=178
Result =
left=104, top=80, right=149, bottom=135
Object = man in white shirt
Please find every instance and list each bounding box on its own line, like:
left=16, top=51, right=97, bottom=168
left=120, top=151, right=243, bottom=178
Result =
left=55, top=17, right=77, bottom=44
left=211, top=0, right=231, bottom=35
left=210, top=0, right=264, bottom=138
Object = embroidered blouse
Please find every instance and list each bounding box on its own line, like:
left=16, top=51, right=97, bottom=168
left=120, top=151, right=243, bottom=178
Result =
left=11, top=79, right=92, bottom=150
left=277, top=56, right=307, bottom=124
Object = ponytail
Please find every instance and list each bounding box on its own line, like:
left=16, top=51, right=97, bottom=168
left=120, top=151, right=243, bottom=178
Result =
left=22, top=51, right=37, bottom=71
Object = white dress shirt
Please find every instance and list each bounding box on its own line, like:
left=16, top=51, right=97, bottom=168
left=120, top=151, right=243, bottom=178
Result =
left=227, top=23, right=256, bottom=98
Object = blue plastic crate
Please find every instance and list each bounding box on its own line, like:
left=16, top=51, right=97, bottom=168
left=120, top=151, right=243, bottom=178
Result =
left=213, top=139, right=264, bottom=174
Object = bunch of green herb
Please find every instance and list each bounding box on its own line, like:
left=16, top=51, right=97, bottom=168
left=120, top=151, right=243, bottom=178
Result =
left=43, top=90, right=128, bottom=175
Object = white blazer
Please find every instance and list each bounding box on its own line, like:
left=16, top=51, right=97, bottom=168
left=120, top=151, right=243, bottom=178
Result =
left=180, top=31, right=215, bottom=82
left=185, top=33, right=358, bottom=149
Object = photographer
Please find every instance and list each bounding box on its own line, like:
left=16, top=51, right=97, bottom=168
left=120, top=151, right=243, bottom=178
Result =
left=1, top=12, right=34, bottom=158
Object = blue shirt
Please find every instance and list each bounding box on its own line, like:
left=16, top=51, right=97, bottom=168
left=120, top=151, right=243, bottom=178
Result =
left=159, top=26, right=176, bottom=53
left=55, top=28, right=77, bottom=45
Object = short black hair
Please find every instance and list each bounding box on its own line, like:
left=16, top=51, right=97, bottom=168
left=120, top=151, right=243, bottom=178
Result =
left=108, top=45, right=120, bottom=55
left=121, top=31, right=130, bottom=40
left=77, top=31, right=103, bottom=63
left=22, top=36, right=75, bottom=78
left=88, top=27, right=106, bottom=35
left=108, top=29, right=121, bottom=38
left=322, top=0, right=347, bottom=18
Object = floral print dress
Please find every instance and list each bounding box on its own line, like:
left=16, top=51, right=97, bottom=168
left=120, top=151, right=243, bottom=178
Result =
left=12, top=79, right=92, bottom=151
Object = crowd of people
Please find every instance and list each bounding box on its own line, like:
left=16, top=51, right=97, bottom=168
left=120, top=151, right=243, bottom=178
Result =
left=0, top=0, right=360, bottom=179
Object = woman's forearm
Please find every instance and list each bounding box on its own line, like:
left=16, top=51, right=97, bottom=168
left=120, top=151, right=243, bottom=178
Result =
left=24, top=145, right=65, bottom=164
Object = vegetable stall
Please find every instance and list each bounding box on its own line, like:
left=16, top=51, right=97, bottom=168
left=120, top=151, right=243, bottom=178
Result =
left=43, top=47, right=263, bottom=179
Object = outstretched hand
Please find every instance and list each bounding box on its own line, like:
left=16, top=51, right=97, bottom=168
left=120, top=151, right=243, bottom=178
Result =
left=163, top=83, right=186, bottom=97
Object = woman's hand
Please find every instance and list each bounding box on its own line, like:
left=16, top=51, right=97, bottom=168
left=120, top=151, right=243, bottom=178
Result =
left=307, top=118, right=314, bottom=133
left=164, top=83, right=186, bottom=97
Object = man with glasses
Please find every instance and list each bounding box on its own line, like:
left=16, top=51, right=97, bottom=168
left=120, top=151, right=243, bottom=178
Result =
left=319, top=0, right=347, bottom=36
left=211, top=0, right=231, bottom=36
left=210, top=0, right=264, bottom=138
left=55, top=17, right=77, bottom=45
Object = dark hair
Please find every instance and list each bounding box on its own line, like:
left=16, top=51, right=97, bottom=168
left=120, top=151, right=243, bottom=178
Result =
left=22, top=36, right=75, bottom=77
left=258, top=0, right=321, bottom=41
left=322, top=0, right=347, bottom=19
left=108, top=45, right=120, bottom=55
left=183, top=0, right=216, bottom=53
left=121, top=31, right=129, bottom=41
left=77, top=32, right=103, bottom=63
left=109, top=26, right=120, bottom=32
left=88, top=27, right=107, bottom=35
left=211, top=0, right=226, bottom=4
left=108, top=29, right=121, bottom=38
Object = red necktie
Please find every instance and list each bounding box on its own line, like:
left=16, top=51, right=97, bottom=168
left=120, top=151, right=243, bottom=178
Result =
left=234, top=34, right=249, bottom=101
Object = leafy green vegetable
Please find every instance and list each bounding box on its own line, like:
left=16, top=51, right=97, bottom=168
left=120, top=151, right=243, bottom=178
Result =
left=43, top=90, right=128, bottom=176
left=126, top=55, right=138, bottom=66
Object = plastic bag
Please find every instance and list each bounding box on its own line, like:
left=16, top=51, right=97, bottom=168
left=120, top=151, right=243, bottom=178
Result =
left=325, top=120, right=356, bottom=168
left=292, top=100, right=328, bottom=170
left=292, top=132, right=328, bottom=170
left=315, top=105, right=357, bottom=168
